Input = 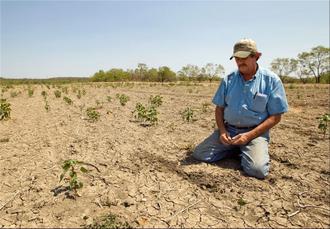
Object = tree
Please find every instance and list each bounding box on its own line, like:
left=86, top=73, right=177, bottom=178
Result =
left=106, top=68, right=130, bottom=81
left=136, top=63, right=148, bottom=81
left=295, top=60, right=310, bottom=84
left=177, top=64, right=201, bottom=79
left=146, top=68, right=158, bottom=82
left=201, top=63, right=225, bottom=82
left=297, top=46, right=330, bottom=83
left=270, top=58, right=297, bottom=81
left=91, top=70, right=106, bottom=82
left=158, top=66, right=176, bottom=82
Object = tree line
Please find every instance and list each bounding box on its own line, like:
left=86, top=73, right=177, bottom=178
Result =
left=91, top=45, right=329, bottom=84
left=91, top=63, right=225, bottom=83
left=271, top=45, right=329, bottom=84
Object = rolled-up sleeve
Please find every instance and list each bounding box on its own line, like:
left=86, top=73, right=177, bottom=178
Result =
left=267, top=79, right=289, bottom=115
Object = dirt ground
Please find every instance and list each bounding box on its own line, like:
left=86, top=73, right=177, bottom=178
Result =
left=0, top=82, right=329, bottom=228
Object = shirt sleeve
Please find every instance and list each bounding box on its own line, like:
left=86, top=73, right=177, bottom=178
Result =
left=212, top=78, right=227, bottom=107
left=267, top=78, right=289, bottom=115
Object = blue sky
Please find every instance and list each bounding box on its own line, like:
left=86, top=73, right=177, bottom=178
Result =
left=1, top=0, right=329, bottom=79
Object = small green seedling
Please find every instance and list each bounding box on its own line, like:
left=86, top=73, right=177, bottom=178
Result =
left=145, top=106, right=158, bottom=124
left=149, top=95, right=163, bottom=107
left=44, top=100, right=50, bottom=112
left=116, top=94, right=129, bottom=106
left=0, top=99, right=11, bottom=120
left=41, top=91, right=47, bottom=97
left=95, top=100, right=103, bottom=109
left=237, top=197, right=247, bottom=206
left=60, top=159, right=88, bottom=197
left=28, top=88, right=34, bottom=97
left=133, top=102, right=146, bottom=122
left=318, top=114, right=330, bottom=138
left=182, top=107, right=194, bottom=122
left=63, top=96, right=73, bottom=105
left=77, top=90, right=82, bottom=99
left=86, top=107, right=101, bottom=122
left=107, top=96, right=112, bottom=102
left=86, top=213, right=132, bottom=229
left=132, top=102, right=158, bottom=125
left=54, top=90, right=61, bottom=98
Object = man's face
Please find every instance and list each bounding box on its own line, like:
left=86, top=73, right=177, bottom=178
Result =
left=234, top=55, right=258, bottom=75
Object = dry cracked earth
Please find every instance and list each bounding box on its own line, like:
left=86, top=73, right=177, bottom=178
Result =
left=0, top=82, right=329, bottom=228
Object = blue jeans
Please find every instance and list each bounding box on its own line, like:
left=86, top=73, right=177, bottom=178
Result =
left=192, top=126, right=270, bottom=179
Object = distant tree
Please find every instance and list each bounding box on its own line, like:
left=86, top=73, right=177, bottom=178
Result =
left=295, top=60, right=310, bottom=84
left=146, top=68, right=158, bottom=82
left=297, top=46, right=330, bottom=83
left=91, top=70, right=106, bottom=82
left=271, top=58, right=297, bottom=81
left=178, top=64, right=201, bottom=79
left=106, top=68, right=130, bottom=81
left=136, top=63, right=148, bottom=81
left=201, top=63, right=225, bottom=82
left=158, top=66, right=176, bottom=82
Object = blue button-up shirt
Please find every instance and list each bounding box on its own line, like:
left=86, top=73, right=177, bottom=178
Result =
left=212, top=67, right=288, bottom=127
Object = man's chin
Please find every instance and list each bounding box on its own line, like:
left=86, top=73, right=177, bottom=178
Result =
left=239, top=67, right=248, bottom=74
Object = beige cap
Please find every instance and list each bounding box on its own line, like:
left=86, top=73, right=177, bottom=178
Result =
left=230, top=38, right=258, bottom=60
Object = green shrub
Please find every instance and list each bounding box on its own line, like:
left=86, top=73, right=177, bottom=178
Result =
left=77, top=89, right=84, bottom=99
left=63, top=96, right=73, bottom=105
left=44, top=100, right=50, bottom=112
left=149, top=95, right=163, bottom=107
left=132, top=102, right=158, bottom=125
left=60, top=159, right=88, bottom=197
left=41, top=90, right=47, bottom=97
left=28, top=88, right=34, bottom=97
left=86, top=213, right=132, bottom=229
left=318, top=114, right=330, bottom=138
left=54, top=90, right=61, bottom=98
left=0, top=99, right=11, bottom=120
left=238, top=197, right=247, bottom=206
left=182, top=107, right=194, bottom=122
left=116, top=94, right=129, bottom=106
left=86, top=107, right=101, bottom=122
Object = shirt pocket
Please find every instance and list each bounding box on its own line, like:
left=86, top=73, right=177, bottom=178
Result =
left=250, top=93, right=268, bottom=113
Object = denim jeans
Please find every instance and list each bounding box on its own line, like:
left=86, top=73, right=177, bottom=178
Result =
left=192, top=125, right=270, bottom=179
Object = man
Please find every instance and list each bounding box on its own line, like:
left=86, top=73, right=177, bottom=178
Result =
left=192, top=38, right=288, bottom=179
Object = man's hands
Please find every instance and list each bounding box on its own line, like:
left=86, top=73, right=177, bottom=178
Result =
left=219, top=131, right=232, bottom=145
left=220, top=131, right=252, bottom=145
left=230, top=133, right=251, bottom=145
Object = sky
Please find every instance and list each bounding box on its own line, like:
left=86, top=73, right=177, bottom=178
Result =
left=0, top=0, right=329, bottom=79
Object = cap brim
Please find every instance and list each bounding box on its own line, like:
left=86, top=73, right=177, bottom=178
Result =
left=229, top=51, right=252, bottom=60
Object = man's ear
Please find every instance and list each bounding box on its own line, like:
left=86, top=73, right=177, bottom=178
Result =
left=256, top=52, right=262, bottom=61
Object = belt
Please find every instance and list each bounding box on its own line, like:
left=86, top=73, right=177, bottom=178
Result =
left=225, top=123, right=256, bottom=130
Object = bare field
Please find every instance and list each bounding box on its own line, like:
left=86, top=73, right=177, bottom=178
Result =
left=0, top=82, right=329, bottom=228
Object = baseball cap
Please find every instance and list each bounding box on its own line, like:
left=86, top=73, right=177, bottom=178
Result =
left=230, top=38, right=258, bottom=60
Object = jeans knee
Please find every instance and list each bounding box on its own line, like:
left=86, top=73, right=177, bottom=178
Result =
left=243, top=162, right=269, bottom=179
left=192, top=149, right=213, bottom=162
